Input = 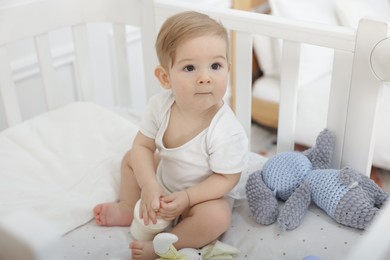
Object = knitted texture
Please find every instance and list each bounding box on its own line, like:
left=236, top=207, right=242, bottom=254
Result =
left=334, top=187, right=378, bottom=229
left=246, top=128, right=390, bottom=231
left=354, top=169, right=389, bottom=208
left=303, top=128, right=335, bottom=170
left=306, top=169, right=349, bottom=216
left=246, top=170, right=279, bottom=225
left=333, top=167, right=389, bottom=229
left=278, top=182, right=311, bottom=231
left=262, top=152, right=312, bottom=201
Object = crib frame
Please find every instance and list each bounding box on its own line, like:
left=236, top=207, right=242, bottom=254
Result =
left=0, top=0, right=389, bottom=259
left=1, top=0, right=387, bottom=176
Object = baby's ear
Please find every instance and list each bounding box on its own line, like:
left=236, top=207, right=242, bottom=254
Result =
left=154, top=65, right=171, bottom=89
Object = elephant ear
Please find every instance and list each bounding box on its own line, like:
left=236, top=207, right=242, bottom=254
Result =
left=303, top=128, right=335, bottom=170
left=339, top=167, right=361, bottom=188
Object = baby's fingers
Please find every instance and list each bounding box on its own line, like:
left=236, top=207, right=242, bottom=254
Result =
left=160, top=200, right=176, bottom=211
left=140, top=203, right=156, bottom=224
left=157, top=210, right=176, bottom=221
left=140, top=203, right=150, bottom=225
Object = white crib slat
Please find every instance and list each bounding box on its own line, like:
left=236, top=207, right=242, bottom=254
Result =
left=141, top=0, right=160, bottom=99
left=326, top=50, right=354, bottom=169
left=342, top=19, right=389, bottom=176
left=112, top=24, right=131, bottom=106
left=0, top=47, right=22, bottom=126
left=233, top=31, right=252, bottom=144
left=72, top=24, right=93, bottom=101
left=277, top=40, right=301, bottom=153
left=35, top=33, right=57, bottom=110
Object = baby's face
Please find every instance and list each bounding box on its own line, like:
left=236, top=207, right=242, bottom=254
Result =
left=167, top=35, right=230, bottom=112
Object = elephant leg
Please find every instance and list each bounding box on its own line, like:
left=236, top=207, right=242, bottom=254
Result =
left=277, top=182, right=311, bottom=232
left=245, top=170, right=279, bottom=225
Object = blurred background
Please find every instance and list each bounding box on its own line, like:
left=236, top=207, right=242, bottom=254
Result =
left=1, top=0, right=389, bottom=191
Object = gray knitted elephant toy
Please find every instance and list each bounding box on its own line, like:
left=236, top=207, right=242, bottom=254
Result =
left=245, top=128, right=388, bottom=231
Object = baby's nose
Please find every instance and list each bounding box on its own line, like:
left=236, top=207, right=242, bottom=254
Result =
left=197, top=73, right=211, bottom=85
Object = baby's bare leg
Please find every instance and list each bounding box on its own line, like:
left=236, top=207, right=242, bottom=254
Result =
left=94, top=150, right=141, bottom=226
left=172, top=198, right=232, bottom=249
left=130, top=198, right=231, bottom=259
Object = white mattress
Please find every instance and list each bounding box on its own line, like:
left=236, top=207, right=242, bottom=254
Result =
left=60, top=201, right=369, bottom=260
left=0, top=102, right=387, bottom=259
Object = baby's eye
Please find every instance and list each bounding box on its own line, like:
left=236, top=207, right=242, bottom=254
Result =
left=183, top=65, right=195, bottom=72
left=211, top=63, right=222, bottom=70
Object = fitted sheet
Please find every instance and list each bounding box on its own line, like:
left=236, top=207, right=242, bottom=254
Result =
left=0, top=102, right=138, bottom=235
left=0, top=102, right=385, bottom=260
left=61, top=200, right=368, bottom=260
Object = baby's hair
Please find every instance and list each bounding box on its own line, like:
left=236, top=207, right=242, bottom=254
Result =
left=155, top=11, right=229, bottom=69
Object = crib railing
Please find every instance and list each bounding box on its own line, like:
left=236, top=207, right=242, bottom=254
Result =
left=155, top=0, right=389, bottom=177
left=0, top=0, right=159, bottom=128
left=1, top=0, right=388, bottom=178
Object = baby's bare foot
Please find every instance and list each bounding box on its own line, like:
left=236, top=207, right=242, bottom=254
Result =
left=93, top=201, right=133, bottom=226
left=130, top=240, right=157, bottom=260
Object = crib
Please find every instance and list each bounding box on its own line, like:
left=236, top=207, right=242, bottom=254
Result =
left=0, top=0, right=389, bottom=259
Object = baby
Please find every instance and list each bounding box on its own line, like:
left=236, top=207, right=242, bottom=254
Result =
left=93, top=11, right=248, bottom=259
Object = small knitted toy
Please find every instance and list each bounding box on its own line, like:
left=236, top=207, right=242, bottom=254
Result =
left=153, top=232, right=240, bottom=259
left=153, top=233, right=201, bottom=260
left=245, top=129, right=389, bottom=231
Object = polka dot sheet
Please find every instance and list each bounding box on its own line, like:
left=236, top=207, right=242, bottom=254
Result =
left=60, top=200, right=387, bottom=260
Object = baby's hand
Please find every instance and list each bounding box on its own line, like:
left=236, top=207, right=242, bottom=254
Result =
left=159, top=190, right=190, bottom=221
left=140, top=181, right=164, bottom=225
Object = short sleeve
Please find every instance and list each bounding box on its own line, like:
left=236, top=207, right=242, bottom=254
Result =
left=209, top=132, right=249, bottom=174
left=207, top=105, right=249, bottom=174
left=139, top=91, right=173, bottom=139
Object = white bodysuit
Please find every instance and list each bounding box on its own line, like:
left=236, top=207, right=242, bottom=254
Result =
left=139, top=91, right=248, bottom=195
